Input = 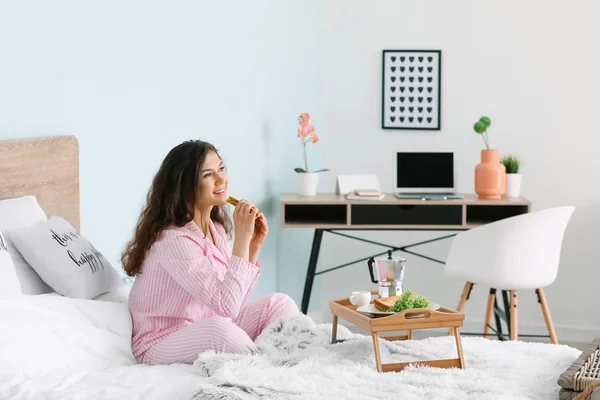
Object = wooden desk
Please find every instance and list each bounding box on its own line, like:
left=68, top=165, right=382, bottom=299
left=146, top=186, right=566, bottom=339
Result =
left=281, top=193, right=531, bottom=230
left=280, top=193, right=532, bottom=318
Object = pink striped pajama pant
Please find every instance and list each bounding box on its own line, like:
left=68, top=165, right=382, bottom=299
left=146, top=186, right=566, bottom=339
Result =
left=142, top=293, right=299, bottom=364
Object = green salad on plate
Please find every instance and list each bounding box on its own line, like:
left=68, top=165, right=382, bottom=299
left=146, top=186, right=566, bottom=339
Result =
left=387, top=290, right=431, bottom=312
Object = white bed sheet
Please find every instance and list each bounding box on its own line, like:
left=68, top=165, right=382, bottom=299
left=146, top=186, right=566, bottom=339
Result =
left=0, top=294, right=209, bottom=400
left=0, top=292, right=214, bottom=400
left=2, top=363, right=204, bottom=400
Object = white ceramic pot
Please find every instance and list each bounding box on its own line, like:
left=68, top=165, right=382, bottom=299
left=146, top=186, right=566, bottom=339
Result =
left=298, top=172, right=318, bottom=196
left=505, top=173, right=522, bottom=197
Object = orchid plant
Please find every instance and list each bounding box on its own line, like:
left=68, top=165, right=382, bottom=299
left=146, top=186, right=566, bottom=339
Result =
left=294, top=113, right=329, bottom=173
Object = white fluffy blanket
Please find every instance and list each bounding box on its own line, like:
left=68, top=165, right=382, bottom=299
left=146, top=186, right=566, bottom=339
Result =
left=191, top=313, right=580, bottom=400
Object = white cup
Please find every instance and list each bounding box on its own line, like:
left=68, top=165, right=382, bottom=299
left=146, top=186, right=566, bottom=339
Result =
left=349, top=291, right=371, bottom=307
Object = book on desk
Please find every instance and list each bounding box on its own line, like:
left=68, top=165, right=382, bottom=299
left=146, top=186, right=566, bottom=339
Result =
left=345, top=189, right=386, bottom=201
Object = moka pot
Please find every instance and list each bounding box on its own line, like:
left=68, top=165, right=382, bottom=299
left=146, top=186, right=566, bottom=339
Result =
left=367, top=250, right=407, bottom=298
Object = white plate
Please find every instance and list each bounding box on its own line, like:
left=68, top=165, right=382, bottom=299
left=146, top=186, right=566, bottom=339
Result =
left=356, top=303, right=440, bottom=318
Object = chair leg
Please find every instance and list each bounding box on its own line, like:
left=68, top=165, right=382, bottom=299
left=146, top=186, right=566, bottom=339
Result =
left=483, top=288, right=496, bottom=339
left=510, top=290, right=518, bottom=341
left=537, top=288, right=558, bottom=344
left=456, top=282, right=473, bottom=313
left=449, top=282, right=473, bottom=335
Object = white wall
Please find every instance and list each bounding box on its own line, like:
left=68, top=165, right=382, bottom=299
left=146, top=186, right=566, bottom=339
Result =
left=279, top=0, right=600, bottom=342
left=0, top=0, right=322, bottom=300
left=3, top=0, right=600, bottom=343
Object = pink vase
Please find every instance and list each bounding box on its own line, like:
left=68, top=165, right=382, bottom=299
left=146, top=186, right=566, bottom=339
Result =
left=475, top=149, right=506, bottom=200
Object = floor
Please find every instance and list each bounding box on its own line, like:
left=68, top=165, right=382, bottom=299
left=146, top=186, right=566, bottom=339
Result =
left=416, top=330, right=588, bottom=351
left=344, top=325, right=590, bottom=351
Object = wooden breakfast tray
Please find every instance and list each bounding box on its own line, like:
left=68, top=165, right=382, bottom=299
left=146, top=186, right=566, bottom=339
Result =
left=329, top=294, right=466, bottom=373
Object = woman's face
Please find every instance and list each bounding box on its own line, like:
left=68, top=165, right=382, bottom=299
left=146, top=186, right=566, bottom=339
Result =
left=197, top=150, right=229, bottom=208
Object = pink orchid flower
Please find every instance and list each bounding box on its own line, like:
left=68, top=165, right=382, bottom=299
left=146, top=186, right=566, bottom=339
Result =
left=297, top=125, right=315, bottom=138
left=297, top=113, right=315, bottom=138
left=295, top=112, right=328, bottom=174
left=299, top=113, right=311, bottom=127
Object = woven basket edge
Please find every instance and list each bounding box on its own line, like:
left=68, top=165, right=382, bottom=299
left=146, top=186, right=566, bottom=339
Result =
left=558, top=337, right=600, bottom=389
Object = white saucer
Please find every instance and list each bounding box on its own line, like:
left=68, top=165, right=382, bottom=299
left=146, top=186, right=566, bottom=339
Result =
left=356, top=304, right=395, bottom=317
left=356, top=303, right=440, bottom=318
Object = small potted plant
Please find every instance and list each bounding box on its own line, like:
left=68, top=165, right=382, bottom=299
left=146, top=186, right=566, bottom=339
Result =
left=501, top=154, right=522, bottom=197
left=473, top=116, right=506, bottom=199
left=295, top=113, right=329, bottom=196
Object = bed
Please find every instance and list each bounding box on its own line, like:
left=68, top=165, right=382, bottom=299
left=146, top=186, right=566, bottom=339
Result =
left=0, top=135, right=204, bottom=400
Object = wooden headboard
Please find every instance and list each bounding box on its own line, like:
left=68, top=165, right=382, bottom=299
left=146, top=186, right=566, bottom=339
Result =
left=0, top=135, right=80, bottom=230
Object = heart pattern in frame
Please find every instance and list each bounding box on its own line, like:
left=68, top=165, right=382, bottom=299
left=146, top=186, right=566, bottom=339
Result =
left=382, top=50, right=441, bottom=130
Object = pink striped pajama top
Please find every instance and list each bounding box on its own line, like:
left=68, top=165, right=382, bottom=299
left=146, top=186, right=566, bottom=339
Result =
left=128, top=219, right=260, bottom=361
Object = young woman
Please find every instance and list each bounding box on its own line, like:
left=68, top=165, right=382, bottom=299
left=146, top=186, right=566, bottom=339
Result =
left=122, top=140, right=299, bottom=365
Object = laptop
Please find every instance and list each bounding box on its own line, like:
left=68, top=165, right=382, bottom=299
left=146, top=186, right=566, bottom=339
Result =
left=394, top=152, right=462, bottom=200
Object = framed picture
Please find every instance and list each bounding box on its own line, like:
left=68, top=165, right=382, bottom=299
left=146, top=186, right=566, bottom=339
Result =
left=381, top=50, right=442, bottom=130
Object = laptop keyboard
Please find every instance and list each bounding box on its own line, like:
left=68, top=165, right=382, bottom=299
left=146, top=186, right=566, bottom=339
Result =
left=397, top=192, right=457, bottom=196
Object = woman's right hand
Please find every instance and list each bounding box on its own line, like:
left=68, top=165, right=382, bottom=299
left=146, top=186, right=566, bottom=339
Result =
left=232, top=200, right=258, bottom=245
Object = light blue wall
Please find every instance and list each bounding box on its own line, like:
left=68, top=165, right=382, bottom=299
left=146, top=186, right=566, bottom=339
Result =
left=0, top=1, right=322, bottom=300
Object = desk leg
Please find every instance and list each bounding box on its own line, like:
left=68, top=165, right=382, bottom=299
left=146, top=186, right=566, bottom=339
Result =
left=502, top=290, right=511, bottom=339
left=301, top=229, right=323, bottom=314
left=493, top=294, right=504, bottom=339
left=491, top=289, right=510, bottom=341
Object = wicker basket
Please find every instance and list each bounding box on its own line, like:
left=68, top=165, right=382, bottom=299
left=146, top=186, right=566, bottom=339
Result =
left=558, top=337, right=600, bottom=400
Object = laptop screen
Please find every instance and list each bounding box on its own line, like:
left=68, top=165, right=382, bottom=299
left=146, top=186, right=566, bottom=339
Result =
left=396, top=152, right=454, bottom=189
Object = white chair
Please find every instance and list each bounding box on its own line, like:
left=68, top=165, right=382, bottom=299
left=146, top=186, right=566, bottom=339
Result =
left=443, top=206, right=575, bottom=343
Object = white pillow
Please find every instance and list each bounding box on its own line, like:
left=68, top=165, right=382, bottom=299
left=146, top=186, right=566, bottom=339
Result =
left=8, top=216, right=124, bottom=299
left=0, top=196, right=53, bottom=295
left=0, top=231, right=21, bottom=299
left=0, top=294, right=134, bottom=380
left=93, top=284, right=131, bottom=304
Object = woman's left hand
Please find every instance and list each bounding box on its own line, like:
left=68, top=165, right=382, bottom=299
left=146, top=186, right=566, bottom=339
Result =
left=250, top=212, right=269, bottom=251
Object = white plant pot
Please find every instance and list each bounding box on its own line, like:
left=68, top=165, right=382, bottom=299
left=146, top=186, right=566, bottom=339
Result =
left=505, top=173, right=522, bottom=197
left=298, top=172, right=318, bottom=196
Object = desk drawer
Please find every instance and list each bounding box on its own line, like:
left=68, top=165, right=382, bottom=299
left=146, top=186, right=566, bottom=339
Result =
left=351, top=205, right=462, bottom=226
